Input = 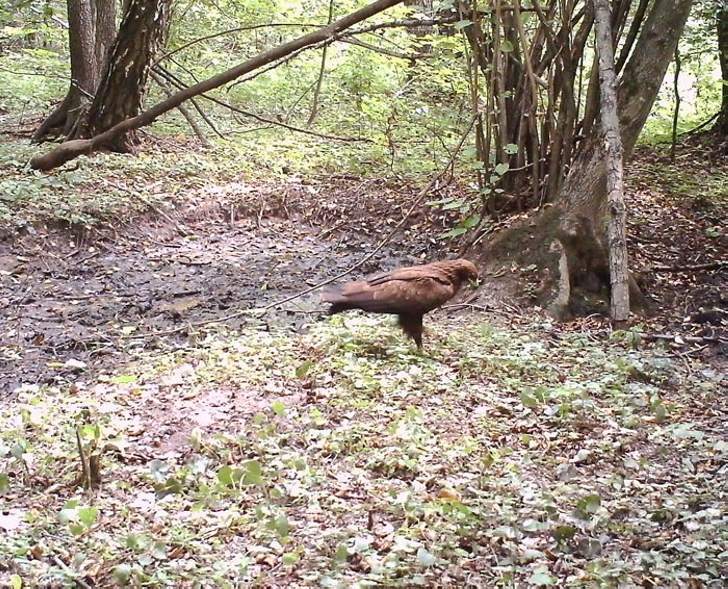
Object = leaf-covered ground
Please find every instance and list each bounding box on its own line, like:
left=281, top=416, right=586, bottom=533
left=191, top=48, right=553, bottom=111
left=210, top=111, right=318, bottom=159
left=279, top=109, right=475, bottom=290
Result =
left=1, top=312, right=726, bottom=588
left=1, top=133, right=726, bottom=587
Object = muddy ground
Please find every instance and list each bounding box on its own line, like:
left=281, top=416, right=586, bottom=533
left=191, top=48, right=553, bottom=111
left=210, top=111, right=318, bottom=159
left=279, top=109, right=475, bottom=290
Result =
left=0, top=213, right=430, bottom=393
left=1, top=155, right=726, bottom=395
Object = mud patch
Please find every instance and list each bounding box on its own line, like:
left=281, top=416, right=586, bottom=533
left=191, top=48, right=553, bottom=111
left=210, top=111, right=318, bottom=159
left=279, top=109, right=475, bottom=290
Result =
left=0, top=213, right=429, bottom=393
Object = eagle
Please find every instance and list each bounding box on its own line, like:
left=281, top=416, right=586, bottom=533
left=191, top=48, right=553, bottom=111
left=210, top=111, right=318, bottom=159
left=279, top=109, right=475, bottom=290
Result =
left=321, top=258, right=479, bottom=349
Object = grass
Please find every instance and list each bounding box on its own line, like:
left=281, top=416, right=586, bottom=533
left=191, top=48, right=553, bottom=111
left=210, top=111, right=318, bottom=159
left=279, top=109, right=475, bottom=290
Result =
left=1, top=315, right=725, bottom=587
left=0, top=137, right=258, bottom=232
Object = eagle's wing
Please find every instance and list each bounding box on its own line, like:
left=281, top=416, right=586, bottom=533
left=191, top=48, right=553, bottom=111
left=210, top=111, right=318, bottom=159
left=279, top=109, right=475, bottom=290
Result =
left=366, top=265, right=452, bottom=287
left=324, top=274, right=456, bottom=315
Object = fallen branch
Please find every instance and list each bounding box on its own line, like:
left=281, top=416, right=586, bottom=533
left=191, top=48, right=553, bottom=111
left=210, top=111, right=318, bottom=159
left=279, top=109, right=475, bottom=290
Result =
left=149, top=70, right=210, bottom=147
left=153, top=66, right=226, bottom=139
left=160, top=68, right=370, bottom=143
left=678, top=111, right=720, bottom=137
left=30, top=0, right=405, bottom=171
left=639, top=333, right=724, bottom=344
left=649, top=261, right=727, bottom=273
left=123, top=115, right=477, bottom=340
left=258, top=115, right=477, bottom=312
left=340, top=37, right=423, bottom=61
left=153, top=22, right=322, bottom=67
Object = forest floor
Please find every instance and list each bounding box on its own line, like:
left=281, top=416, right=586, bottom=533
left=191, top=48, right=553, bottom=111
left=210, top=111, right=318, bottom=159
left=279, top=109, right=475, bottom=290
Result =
left=0, top=134, right=726, bottom=588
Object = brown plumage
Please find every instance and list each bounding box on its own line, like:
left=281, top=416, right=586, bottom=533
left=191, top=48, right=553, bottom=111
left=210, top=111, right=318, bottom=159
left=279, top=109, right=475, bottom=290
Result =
left=321, top=259, right=479, bottom=349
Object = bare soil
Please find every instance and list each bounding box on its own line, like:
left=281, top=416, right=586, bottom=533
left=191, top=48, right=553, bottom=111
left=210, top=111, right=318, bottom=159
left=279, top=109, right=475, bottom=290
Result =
left=0, top=173, right=480, bottom=393
left=1, top=146, right=726, bottom=395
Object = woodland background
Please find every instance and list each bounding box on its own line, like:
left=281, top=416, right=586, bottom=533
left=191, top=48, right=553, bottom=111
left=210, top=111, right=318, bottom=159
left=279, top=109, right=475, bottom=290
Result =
left=0, top=1, right=726, bottom=587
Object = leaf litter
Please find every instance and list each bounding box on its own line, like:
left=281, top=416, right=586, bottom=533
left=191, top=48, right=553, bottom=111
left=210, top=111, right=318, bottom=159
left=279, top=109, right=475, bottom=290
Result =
left=0, top=142, right=726, bottom=587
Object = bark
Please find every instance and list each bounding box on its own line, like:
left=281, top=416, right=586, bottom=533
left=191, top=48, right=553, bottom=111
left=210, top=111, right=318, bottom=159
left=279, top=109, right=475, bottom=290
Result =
left=670, top=47, right=681, bottom=160
left=94, top=0, right=117, bottom=67
left=484, top=0, right=693, bottom=319
left=76, top=0, right=172, bottom=151
left=559, top=0, right=694, bottom=222
left=594, top=0, right=630, bottom=321
left=32, top=0, right=103, bottom=141
left=30, top=0, right=406, bottom=171
left=717, top=0, right=728, bottom=134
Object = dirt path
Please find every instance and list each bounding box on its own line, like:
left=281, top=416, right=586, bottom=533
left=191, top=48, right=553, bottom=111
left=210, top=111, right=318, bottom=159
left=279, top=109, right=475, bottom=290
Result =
left=0, top=213, right=422, bottom=394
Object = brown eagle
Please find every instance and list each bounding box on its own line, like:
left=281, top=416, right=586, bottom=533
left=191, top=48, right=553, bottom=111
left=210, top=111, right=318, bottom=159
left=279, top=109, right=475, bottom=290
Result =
left=321, top=258, right=479, bottom=349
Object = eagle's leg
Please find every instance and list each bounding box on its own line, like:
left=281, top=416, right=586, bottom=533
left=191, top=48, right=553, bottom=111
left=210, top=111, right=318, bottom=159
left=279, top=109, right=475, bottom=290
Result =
left=398, top=314, right=423, bottom=349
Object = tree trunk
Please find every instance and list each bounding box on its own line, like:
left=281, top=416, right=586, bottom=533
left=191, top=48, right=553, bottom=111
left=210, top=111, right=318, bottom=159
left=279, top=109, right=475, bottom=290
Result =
left=716, top=0, right=728, bottom=135
left=484, top=0, right=694, bottom=319
left=561, top=0, right=693, bottom=221
left=32, top=0, right=106, bottom=141
left=75, top=0, right=172, bottom=151
left=94, top=0, right=117, bottom=67
left=30, top=0, right=406, bottom=171
left=594, top=0, right=629, bottom=322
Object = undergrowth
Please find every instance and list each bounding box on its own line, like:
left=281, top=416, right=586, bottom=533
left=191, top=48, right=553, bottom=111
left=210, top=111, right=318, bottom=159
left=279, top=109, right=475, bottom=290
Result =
left=1, top=315, right=725, bottom=587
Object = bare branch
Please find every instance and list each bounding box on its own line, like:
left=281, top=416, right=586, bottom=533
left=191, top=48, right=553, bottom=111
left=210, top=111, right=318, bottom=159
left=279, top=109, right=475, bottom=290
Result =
left=30, top=0, right=406, bottom=170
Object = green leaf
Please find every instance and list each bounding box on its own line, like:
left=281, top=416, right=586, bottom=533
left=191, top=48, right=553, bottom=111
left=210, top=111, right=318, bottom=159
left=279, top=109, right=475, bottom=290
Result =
left=494, top=162, right=510, bottom=176
left=271, top=515, right=290, bottom=538
left=271, top=400, right=286, bottom=416
left=652, top=400, right=667, bottom=422
left=501, top=40, right=514, bottom=52
left=576, top=494, right=601, bottom=518
left=462, top=214, right=481, bottom=229
left=125, top=533, right=150, bottom=551
left=9, top=574, right=22, bottom=589
left=295, top=360, right=313, bottom=378
left=334, top=543, right=349, bottom=562
left=552, top=525, right=576, bottom=542
left=110, top=374, right=137, bottom=385
left=416, top=547, right=436, bottom=567
left=440, top=227, right=468, bottom=239
left=243, top=460, right=263, bottom=485
left=0, top=473, right=9, bottom=493
left=454, top=19, right=473, bottom=30
left=504, top=143, right=519, bottom=155
left=217, top=465, right=234, bottom=486
left=155, top=477, right=183, bottom=498
left=519, top=390, right=540, bottom=408
left=442, top=199, right=465, bottom=210
left=78, top=506, right=98, bottom=527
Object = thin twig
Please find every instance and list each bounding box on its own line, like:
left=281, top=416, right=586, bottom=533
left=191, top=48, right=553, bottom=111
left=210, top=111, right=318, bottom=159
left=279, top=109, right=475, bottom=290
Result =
left=649, top=261, right=726, bottom=273
left=308, top=0, right=335, bottom=125
left=677, top=111, right=720, bottom=137
left=259, top=115, right=478, bottom=312
left=76, top=427, right=90, bottom=491
left=150, top=70, right=211, bottom=146
left=639, top=333, right=724, bottom=344
left=153, top=22, right=323, bottom=67
left=160, top=67, right=369, bottom=143
left=51, top=555, right=93, bottom=589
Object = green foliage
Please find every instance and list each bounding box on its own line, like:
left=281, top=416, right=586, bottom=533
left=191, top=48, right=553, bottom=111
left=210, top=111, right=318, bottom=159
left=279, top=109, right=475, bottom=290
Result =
left=1, top=315, right=725, bottom=586
left=639, top=0, right=723, bottom=143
